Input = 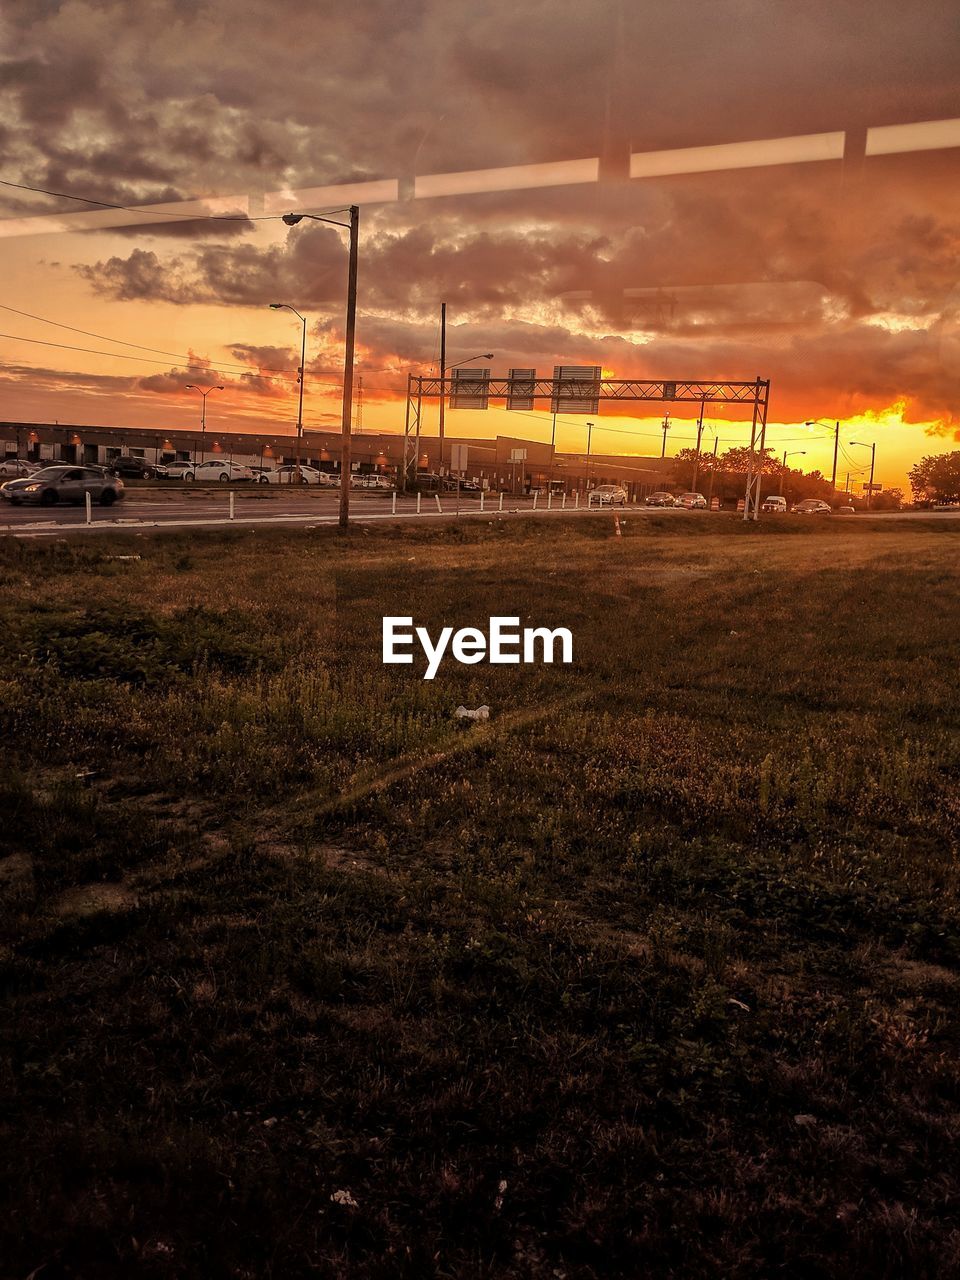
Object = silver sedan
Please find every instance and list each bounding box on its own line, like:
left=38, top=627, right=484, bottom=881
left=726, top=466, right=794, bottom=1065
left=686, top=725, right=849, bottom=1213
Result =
left=0, top=465, right=125, bottom=507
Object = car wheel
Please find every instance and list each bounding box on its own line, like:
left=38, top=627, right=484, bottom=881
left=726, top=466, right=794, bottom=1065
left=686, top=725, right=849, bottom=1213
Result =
left=183, top=472, right=195, bottom=482
left=99, top=489, right=117, bottom=506
left=218, top=474, right=230, bottom=483
left=40, top=489, right=57, bottom=506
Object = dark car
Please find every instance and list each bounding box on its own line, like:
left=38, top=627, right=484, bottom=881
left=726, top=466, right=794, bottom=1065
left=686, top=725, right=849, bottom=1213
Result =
left=645, top=491, right=675, bottom=507
left=791, top=498, right=832, bottom=515
left=108, top=455, right=156, bottom=479
left=0, top=465, right=125, bottom=506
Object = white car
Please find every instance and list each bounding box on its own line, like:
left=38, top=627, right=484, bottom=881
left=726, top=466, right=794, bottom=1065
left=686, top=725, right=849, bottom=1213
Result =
left=0, top=458, right=40, bottom=478
left=264, top=464, right=326, bottom=485
left=589, top=484, right=628, bottom=506
left=155, top=460, right=196, bottom=480
left=351, top=474, right=394, bottom=490
left=192, top=460, right=256, bottom=483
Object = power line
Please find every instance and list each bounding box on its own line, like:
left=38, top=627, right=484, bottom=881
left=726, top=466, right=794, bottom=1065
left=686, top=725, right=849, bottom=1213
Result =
left=0, top=176, right=273, bottom=221
left=0, top=303, right=300, bottom=375
left=0, top=330, right=351, bottom=386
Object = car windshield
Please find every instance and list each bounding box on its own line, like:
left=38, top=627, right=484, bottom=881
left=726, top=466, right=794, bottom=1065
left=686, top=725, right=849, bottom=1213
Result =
left=29, top=467, right=69, bottom=478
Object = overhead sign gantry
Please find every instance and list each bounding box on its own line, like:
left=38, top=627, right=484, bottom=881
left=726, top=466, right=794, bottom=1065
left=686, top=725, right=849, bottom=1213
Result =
left=402, top=371, right=771, bottom=519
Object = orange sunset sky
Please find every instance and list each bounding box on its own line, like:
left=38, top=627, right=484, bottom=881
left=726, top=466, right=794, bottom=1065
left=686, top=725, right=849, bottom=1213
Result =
left=1, top=0, right=959, bottom=493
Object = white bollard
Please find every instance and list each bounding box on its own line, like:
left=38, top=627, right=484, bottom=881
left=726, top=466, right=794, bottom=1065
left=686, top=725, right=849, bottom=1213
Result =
left=575, top=491, right=580, bottom=509
left=562, top=493, right=566, bottom=510
left=532, top=490, right=538, bottom=510
left=499, top=492, right=504, bottom=512
left=435, top=494, right=443, bottom=514
left=480, top=490, right=484, bottom=512
left=392, top=491, right=397, bottom=515
left=85, top=491, right=92, bottom=525
left=417, top=492, right=422, bottom=515
left=229, top=491, right=235, bottom=520
left=547, top=491, right=552, bottom=510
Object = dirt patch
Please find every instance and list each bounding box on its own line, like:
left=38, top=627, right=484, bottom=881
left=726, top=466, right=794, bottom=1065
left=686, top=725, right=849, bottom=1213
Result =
left=55, top=881, right=138, bottom=918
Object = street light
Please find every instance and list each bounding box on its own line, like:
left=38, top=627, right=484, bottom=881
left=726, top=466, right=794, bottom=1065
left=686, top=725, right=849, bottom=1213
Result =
left=279, top=207, right=359, bottom=529
left=805, top=419, right=840, bottom=492
left=850, top=440, right=877, bottom=508
left=586, top=420, right=594, bottom=490
left=185, top=383, right=225, bottom=464
left=268, top=303, right=307, bottom=483
left=779, top=449, right=806, bottom=497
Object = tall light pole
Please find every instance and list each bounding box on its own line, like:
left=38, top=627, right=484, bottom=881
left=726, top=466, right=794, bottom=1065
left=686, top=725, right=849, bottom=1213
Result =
left=779, top=449, right=806, bottom=496
left=805, top=419, right=840, bottom=493
left=660, top=412, right=671, bottom=458
left=586, top=420, right=594, bottom=490
left=280, top=206, right=359, bottom=529
left=185, top=383, right=224, bottom=464
left=268, top=303, right=306, bottom=482
left=850, top=439, right=877, bottom=508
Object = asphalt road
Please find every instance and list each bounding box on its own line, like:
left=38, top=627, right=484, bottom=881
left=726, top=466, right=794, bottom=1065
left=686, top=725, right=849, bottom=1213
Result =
left=1, top=488, right=958, bottom=538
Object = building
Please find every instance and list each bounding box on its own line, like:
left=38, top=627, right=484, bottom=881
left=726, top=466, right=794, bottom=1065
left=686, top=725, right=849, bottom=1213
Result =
left=0, top=420, right=678, bottom=498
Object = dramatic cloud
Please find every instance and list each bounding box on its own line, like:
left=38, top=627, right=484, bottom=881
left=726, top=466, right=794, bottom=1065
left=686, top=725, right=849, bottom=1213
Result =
left=1, top=0, right=959, bottom=471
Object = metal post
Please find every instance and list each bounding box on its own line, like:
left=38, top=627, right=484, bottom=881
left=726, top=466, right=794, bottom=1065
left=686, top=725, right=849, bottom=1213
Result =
left=435, top=494, right=442, bottom=514
left=295, top=313, right=306, bottom=483
left=85, top=491, right=92, bottom=525
left=532, top=490, right=538, bottom=510
left=547, top=490, right=552, bottom=510
left=705, top=437, right=718, bottom=509
left=339, top=205, right=359, bottom=531
left=417, top=491, right=422, bottom=515
left=867, top=443, right=876, bottom=509
left=562, top=493, right=566, bottom=510
left=480, top=489, right=484, bottom=512
left=499, top=491, right=503, bottom=512
left=392, top=491, right=397, bottom=515
left=575, top=491, right=579, bottom=509
left=229, top=491, right=235, bottom=520
left=438, top=302, right=446, bottom=471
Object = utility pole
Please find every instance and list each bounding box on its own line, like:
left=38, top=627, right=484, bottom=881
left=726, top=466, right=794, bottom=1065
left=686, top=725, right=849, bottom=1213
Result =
left=691, top=398, right=706, bottom=491
left=705, top=437, right=719, bottom=509
left=339, top=204, right=359, bottom=529
left=660, top=412, right=670, bottom=458
left=185, top=383, right=224, bottom=465
left=831, top=420, right=839, bottom=494
left=851, top=439, right=877, bottom=510
left=438, top=302, right=446, bottom=472
left=586, top=420, right=594, bottom=489
left=355, top=375, right=363, bottom=433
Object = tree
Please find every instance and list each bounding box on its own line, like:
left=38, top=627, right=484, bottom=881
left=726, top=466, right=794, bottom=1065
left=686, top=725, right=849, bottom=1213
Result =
left=908, top=452, right=960, bottom=504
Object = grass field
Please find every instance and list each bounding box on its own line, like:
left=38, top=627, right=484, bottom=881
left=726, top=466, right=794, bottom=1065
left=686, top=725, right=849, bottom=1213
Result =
left=2, top=513, right=960, bottom=1278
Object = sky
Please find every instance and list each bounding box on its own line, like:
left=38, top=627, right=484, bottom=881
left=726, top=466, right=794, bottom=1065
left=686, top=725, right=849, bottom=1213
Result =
left=1, top=0, right=959, bottom=493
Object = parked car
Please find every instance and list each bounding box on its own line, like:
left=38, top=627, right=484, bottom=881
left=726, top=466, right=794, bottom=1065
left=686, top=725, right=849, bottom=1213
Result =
left=192, top=460, right=256, bottom=483
left=1, top=465, right=125, bottom=506
left=645, top=491, right=675, bottom=507
left=675, top=491, right=707, bottom=509
left=352, top=473, right=395, bottom=490
left=835, top=504, right=857, bottom=514
left=108, top=455, right=156, bottom=479
left=590, top=484, right=628, bottom=506
left=761, top=495, right=787, bottom=513
left=0, top=458, right=39, bottom=478
left=791, top=498, right=832, bottom=515
left=155, top=460, right=196, bottom=480
left=264, top=464, right=324, bottom=485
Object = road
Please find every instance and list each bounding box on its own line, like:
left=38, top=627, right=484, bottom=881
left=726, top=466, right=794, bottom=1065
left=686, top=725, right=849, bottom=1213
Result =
left=1, top=488, right=958, bottom=538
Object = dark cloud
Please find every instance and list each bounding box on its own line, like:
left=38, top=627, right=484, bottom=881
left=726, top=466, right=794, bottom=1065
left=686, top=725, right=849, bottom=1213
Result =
left=2, top=0, right=959, bottom=442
